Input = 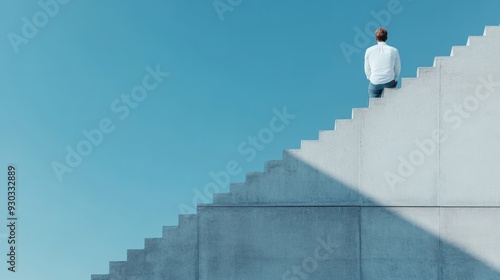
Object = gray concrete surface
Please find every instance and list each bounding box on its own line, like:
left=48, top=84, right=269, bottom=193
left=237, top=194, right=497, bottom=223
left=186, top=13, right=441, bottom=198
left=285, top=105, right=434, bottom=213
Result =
left=196, top=206, right=500, bottom=280
left=198, top=206, right=360, bottom=280
left=438, top=32, right=500, bottom=206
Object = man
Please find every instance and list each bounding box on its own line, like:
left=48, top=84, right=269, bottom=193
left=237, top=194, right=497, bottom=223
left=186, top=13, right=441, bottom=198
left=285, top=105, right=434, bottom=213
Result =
left=364, top=27, right=401, bottom=98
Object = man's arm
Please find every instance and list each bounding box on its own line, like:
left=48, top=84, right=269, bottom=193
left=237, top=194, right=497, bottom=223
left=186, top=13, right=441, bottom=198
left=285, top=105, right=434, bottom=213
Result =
left=364, top=50, right=371, bottom=80
left=394, top=49, right=401, bottom=81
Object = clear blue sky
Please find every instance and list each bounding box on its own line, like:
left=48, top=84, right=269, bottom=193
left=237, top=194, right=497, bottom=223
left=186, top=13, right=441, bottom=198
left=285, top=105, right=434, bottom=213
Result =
left=0, top=0, right=499, bottom=279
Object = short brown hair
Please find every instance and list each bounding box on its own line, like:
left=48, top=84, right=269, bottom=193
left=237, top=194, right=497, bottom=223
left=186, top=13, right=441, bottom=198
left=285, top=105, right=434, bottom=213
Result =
left=375, top=28, right=388, bottom=42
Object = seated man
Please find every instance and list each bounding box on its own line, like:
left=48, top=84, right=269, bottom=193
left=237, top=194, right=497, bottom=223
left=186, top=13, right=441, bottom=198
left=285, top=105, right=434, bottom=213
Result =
left=364, top=27, right=401, bottom=98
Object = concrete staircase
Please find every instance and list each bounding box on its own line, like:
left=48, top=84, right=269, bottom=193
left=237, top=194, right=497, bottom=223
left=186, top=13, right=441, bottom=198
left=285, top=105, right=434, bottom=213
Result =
left=92, top=25, right=500, bottom=280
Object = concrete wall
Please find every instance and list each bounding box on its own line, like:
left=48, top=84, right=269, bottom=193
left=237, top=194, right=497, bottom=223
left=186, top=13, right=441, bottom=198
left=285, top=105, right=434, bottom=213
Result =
left=197, top=206, right=500, bottom=280
left=198, top=206, right=360, bottom=280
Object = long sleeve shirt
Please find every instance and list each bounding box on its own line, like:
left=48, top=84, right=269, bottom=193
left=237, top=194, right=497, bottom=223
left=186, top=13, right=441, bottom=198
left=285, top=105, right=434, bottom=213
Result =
left=364, top=42, right=401, bottom=85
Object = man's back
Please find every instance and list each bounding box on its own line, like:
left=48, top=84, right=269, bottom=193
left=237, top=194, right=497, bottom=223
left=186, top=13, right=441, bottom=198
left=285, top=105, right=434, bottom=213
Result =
left=364, top=28, right=401, bottom=98
left=365, top=42, right=400, bottom=85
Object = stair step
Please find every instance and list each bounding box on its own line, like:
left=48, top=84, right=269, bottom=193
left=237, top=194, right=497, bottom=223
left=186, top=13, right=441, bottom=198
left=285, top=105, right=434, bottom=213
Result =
left=283, top=149, right=301, bottom=161
left=230, top=182, right=246, bottom=192
left=109, top=261, right=127, bottom=277
left=179, top=214, right=197, bottom=228
left=433, top=56, right=451, bottom=67
left=466, top=36, right=482, bottom=46
left=213, top=193, right=233, bottom=204
left=401, top=77, right=416, bottom=88
left=352, top=108, right=368, bottom=119
left=417, top=67, right=437, bottom=78
left=300, top=139, right=319, bottom=150
left=483, top=25, right=500, bottom=37
left=450, top=46, right=468, bottom=56
left=127, top=249, right=145, bottom=262
left=318, top=130, right=336, bottom=142
left=245, top=172, right=264, bottom=185
left=264, top=160, right=282, bottom=173
left=283, top=149, right=302, bottom=165
left=144, top=238, right=163, bottom=249
left=334, top=119, right=351, bottom=131
left=91, top=275, right=109, bottom=280
left=368, top=97, right=385, bottom=108
left=162, top=226, right=176, bottom=238
left=465, top=35, right=500, bottom=46
left=382, top=87, right=397, bottom=98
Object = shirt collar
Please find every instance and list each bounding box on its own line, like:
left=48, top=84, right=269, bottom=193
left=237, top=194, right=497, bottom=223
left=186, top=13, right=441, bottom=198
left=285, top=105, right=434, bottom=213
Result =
left=377, top=41, right=387, bottom=45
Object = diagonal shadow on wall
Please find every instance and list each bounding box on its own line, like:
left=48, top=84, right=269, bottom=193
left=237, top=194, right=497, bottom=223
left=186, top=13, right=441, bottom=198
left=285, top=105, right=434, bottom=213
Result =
left=198, top=153, right=500, bottom=280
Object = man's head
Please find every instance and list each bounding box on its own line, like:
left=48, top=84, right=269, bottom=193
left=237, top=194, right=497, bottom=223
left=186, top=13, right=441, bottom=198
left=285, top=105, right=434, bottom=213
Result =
left=375, top=28, right=388, bottom=42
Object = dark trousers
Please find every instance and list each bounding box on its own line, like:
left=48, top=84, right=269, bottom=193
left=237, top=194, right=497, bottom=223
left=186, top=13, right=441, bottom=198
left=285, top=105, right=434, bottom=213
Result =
left=368, top=80, right=397, bottom=98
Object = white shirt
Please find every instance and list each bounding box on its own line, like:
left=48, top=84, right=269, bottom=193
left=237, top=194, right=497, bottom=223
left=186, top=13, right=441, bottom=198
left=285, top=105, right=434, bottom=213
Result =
left=364, top=42, right=401, bottom=85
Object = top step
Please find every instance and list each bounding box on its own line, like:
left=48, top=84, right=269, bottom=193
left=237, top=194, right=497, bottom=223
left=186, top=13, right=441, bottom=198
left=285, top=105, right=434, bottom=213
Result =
left=483, top=25, right=500, bottom=36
